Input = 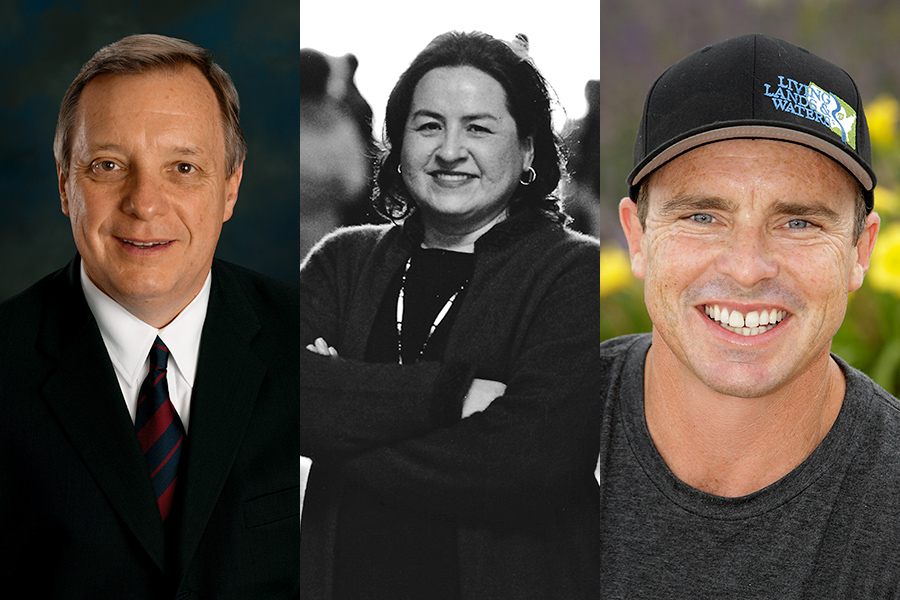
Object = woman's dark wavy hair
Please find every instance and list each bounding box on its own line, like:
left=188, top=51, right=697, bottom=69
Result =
left=373, top=31, right=568, bottom=224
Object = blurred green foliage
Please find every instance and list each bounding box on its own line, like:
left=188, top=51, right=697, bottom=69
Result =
left=600, top=0, right=900, bottom=396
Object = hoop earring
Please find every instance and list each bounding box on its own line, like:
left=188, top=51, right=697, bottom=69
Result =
left=397, top=164, right=402, bottom=175
left=519, top=166, right=536, bottom=186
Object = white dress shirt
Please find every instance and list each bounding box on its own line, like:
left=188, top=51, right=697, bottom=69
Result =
left=80, top=263, right=211, bottom=433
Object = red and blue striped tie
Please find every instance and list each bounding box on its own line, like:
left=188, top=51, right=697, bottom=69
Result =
left=135, top=337, right=185, bottom=521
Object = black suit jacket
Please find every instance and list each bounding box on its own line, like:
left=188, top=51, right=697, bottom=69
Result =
left=0, top=256, right=299, bottom=599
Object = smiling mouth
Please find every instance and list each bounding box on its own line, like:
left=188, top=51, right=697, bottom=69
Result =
left=120, top=238, right=172, bottom=248
left=430, top=171, right=477, bottom=182
left=704, top=304, right=788, bottom=336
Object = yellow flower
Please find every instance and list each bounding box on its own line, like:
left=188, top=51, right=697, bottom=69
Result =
left=868, top=222, right=900, bottom=297
left=866, top=94, right=899, bottom=150
left=874, top=187, right=900, bottom=217
left=600, top=244, right=634, bottom=297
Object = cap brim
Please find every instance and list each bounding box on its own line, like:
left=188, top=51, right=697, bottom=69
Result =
left=628, top=124, right=875, bottom=202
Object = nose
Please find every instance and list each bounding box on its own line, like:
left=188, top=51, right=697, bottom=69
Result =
left=714, top=225, right=779, bottom=287
left=435, top=127, right=467, bottom=164
left=121, top=168, right=169, bottom=220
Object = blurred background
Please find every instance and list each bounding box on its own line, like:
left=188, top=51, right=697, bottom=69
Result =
left=0, top=0, right=300, bottom=302
left=298, top=0, right=601, bottom=258
left=600, top=0, right=900, bottom=395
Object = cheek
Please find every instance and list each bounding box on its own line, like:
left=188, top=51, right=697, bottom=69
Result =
left=642, top=237, right=718, bottom=323
left=183, top=192, right=221, bottom=233
left=487, top=143, right=526, bottom=180
left=400, top=135, right=428, bottom=166
left=645, top=233, right=708, bottom=287
left=66, top=185, right=103, bottom=229
left=787, top=238, right=852, bottom=287
left=794, top=257, right=851, bottom=315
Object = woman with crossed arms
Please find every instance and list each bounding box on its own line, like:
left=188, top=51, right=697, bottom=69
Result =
left=299, top=31, right=602, bottom=600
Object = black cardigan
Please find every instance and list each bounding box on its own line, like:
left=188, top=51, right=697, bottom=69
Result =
left=299, top=210, right=603, bottom=599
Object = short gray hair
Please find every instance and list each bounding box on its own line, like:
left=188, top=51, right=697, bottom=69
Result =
left=54, top=33, right=247, bottom=177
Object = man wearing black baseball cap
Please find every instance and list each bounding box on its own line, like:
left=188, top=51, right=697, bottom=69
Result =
left=597, top=34, right=900, bottom=595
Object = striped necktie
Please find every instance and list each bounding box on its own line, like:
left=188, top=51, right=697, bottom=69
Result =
left=134, top=336, right=185, bottom=521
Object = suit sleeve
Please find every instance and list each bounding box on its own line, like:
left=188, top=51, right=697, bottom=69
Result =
left=336, top=241, right=603, bottom=522
left=299, top=230, right=474, bottom=458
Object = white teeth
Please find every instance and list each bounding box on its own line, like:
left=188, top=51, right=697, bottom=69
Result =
left=123, top=239, right=167, bottom=248
left=434, top=173, right=470, bottom=181
left=704, top=304, right=786, bottom=336
left=745, top=311, right=760, bottom=328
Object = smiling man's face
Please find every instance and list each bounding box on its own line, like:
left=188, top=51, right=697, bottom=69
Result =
left=621, top=138, right=878, bottom=398
left=60, top=65, right=241, bottom=327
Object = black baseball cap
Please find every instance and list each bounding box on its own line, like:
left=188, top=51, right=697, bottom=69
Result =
left=628, top=33, right=876, bottom=212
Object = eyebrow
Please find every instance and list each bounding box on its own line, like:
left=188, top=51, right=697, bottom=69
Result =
left=83, top=143, right=127, bottom=155
left=768, top=200, right=842, bottom=222
left=170, top=146, right=205, bottom=157
left=84, top=143, right=206, bottom=157
left=409, top=109, right=500, bottom=122
left=657, top=194, right=844, bottom=223
left=656, top=195, right=737, bottom=217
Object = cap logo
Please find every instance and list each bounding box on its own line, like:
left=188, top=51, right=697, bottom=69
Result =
left=763, top=76, right=857, bottom=149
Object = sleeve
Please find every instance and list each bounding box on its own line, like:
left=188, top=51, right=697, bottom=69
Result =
left=299, top=352, right=472, bottom=458
left=336, top=240, right=603, bottom=522
left=299, top=230, right=474, bottom=458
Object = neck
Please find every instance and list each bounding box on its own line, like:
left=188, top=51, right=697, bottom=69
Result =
left=124, top=301, right=189, bottom=329
left=643, top=336, right=845, bottom=497
left=84, top=267, right=206, bottom=330
left=421, top=208, right=508, bottom=253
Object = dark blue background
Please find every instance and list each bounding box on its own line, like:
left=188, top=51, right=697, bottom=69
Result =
left=0, top=0, right=299, bottom=301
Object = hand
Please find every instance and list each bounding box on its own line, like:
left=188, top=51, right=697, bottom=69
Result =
left=462, top=378, right=506, bottom=418
left=306, top=337, right=339, bottom=358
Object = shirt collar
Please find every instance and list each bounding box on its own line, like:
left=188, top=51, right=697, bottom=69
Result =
left=80, top=262, right=212, bottom=387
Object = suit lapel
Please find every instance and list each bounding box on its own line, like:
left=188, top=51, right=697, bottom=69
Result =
left=173, top=261, right=266, bottom=576
left=39, top=258, right=166, bottom=570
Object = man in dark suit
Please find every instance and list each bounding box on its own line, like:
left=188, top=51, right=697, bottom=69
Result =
left=0, top=34, right=299, bottom=598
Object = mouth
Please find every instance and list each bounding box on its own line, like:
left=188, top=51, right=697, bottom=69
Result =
left=703, top=304, right=788, bottom=336
left=117, top=238, right=174, bottom=251
left=121, top=239, right=172, bottom=248
left=429, top=170, right=477, bottom=183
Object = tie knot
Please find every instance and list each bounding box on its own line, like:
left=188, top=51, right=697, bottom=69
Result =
left=149, top=337, right=169, bottom=370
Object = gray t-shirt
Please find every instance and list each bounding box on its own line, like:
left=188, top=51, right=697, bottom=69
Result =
left=597, top=334, right=900, bottom=599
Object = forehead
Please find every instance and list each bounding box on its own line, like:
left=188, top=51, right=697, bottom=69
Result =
left=74, top=66, right=223, bottom=151
left=410, top=65, right=511, bottom=116
left=647, top=138, right=859, bottom=210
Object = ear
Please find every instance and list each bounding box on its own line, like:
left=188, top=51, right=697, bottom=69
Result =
left=848, top=211, right=880, bottom=292
left=619, top=197, right=647, bottom=280
left=222, top=160, right=243, bottom=223
left=57, top=162, right=71, bottom=217
left=521, top=135, right=535, bottom=171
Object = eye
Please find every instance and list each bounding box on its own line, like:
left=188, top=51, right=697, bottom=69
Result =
left=415, top=121, right=441, bottom=133
left=467, top=124, right=492, bottom=134
left=689, top=213, right=715, bottom=224
left=91, top=160, right=121, bottom=173
left=88, top=159, right=126, bottom=180
left=786, top=218, right=811, bottom=229
left=173, top=162, right=197, bottom=175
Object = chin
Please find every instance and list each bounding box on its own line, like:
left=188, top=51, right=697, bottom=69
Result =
left=696, top=366, right=789, bottom=399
